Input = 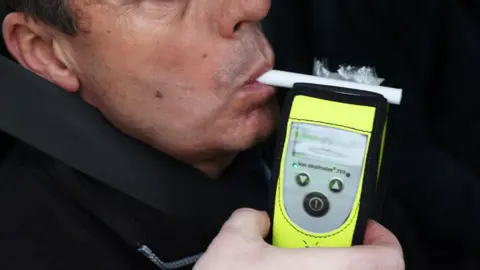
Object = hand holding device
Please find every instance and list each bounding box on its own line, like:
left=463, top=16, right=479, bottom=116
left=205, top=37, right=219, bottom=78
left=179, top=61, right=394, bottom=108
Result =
left=194, top=209, right=404, bottom=270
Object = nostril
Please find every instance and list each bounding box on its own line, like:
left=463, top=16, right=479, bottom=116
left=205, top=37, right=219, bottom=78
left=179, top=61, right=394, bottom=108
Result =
left=233, top=22, right=242, bottom=32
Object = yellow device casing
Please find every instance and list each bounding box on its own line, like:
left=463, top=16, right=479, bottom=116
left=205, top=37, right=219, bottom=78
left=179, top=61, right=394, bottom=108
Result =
left=268, top=83, right=388, bottom=248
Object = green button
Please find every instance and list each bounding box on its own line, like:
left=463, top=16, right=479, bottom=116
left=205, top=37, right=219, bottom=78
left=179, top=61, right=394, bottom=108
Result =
left=296, top=173, right=310, bottom=186
left=329, top=178, right=344, bottom=193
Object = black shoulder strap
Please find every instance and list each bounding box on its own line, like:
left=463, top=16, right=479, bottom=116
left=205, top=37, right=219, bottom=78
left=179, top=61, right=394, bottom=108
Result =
left=0, top=55, right=259, bottom=226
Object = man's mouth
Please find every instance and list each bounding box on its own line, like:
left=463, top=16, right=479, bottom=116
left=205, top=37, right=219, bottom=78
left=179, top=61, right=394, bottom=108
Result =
left=239, top=73, right=275, bottom=98
left=231, top=60, right=276, bottom=112
left=239, top=62, right=274, bottom=92
left=241, top=80, right=272, bottom=91
left=243, top=64, right=273, bottom=88
left=236, top=67, right=276, bottom=112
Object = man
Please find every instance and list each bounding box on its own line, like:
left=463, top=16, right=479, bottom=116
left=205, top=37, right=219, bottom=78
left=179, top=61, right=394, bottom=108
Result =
left=0, top=0, right=403, bottom=269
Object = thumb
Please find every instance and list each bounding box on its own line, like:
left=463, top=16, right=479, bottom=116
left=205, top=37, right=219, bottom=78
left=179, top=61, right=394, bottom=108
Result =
left=363, top=220, right=401, bottom=248
left=220, top=208, right=271, bottom=241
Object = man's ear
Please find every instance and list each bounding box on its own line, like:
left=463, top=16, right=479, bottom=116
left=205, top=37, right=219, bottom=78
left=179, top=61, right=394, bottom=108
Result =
left=2, top=12, right=79, bottom=93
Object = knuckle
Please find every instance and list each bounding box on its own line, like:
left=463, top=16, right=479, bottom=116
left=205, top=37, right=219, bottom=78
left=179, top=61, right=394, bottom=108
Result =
left=233, top=208, right=259, bottom=216
left=364, top=246, right=405, bottom=270
left=393, top=251, right=406, bottom=270
left=385, top=247, right=406, bottom=270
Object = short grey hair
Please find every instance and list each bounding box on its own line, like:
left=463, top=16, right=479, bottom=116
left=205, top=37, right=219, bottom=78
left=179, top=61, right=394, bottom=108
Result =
left=6, top=0, right=78, bottom=35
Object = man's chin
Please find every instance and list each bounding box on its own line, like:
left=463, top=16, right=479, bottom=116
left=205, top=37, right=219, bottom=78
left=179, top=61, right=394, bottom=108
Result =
left=237, top=102, right=279, bottom=150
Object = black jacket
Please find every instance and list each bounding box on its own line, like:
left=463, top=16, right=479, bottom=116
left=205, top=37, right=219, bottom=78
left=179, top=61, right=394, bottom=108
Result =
left=0, top=143, right=269, bottom=270
left=263, top=0, right=480, bottom=267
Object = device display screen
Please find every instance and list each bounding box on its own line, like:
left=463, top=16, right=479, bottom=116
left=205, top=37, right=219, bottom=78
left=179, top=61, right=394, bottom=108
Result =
left=290, top=122, right=367, bottom=167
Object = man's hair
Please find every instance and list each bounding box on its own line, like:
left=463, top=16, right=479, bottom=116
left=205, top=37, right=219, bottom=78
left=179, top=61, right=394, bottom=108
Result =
left=6, top=0, right=77, bottom=35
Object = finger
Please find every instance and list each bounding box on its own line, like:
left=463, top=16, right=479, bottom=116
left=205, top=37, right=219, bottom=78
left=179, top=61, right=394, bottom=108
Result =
left=221, top=208, right=271, bottom=240
left=271, top=245, right=401, bottom=270
left=271, top=241, right=404, bottom=270
left=363, top=220, right=401, bottom=249
left=265, top=221, right=403, bottom=270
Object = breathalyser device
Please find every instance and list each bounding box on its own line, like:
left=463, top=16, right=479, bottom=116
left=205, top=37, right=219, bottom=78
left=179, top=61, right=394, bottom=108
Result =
left=258, top=70, right=402, bottom=248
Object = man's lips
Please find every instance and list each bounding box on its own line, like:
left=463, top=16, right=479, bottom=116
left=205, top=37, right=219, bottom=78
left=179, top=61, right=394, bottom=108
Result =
left=240, top=62, right=274, bottom=93
left=233, top=63, right=275, bottom=110
left=245, top=64, right=273, bottom=86
left=236, top=80, right=276, bottom=112
left=241, top=80, right=273, bottom=91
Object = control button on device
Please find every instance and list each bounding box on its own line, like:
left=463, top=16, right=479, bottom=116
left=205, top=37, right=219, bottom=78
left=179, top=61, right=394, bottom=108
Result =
left=296, top=173, right=310, bottom=187
left=303, top=192, right=329, bottom=217
left=329, top=178, right=344, bottom=193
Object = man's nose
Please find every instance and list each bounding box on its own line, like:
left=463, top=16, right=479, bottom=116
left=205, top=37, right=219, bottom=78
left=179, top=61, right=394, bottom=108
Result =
left=217, top=0, right=271, bottom=38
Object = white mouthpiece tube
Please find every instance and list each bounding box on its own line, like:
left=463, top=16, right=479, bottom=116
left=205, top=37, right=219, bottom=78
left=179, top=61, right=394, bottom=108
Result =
left=257, top=70, right=402, bottom=105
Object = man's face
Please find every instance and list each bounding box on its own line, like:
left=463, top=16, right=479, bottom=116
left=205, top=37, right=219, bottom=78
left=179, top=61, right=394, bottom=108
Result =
left=65, top=0, right=278, bottom=164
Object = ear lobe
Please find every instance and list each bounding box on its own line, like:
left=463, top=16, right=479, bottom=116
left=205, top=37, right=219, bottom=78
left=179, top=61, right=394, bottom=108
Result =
left=2, top=12, right=80, bottom=93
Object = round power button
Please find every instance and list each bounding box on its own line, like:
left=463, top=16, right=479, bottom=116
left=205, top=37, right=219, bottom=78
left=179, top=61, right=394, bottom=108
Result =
left=303, top=192, right=329, bottom=217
